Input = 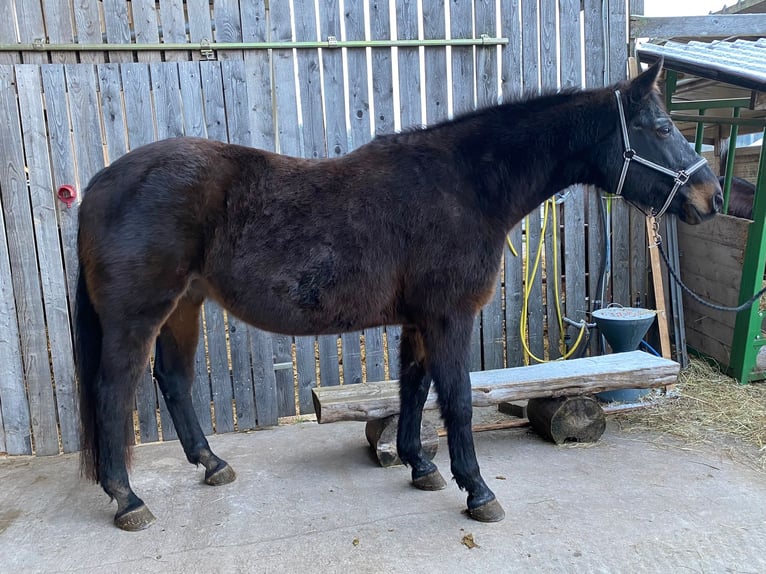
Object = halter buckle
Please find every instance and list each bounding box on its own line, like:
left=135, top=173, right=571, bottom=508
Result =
left=675, top=170, right=690, bottom=185
left=623, top=149, right=635, bottom=160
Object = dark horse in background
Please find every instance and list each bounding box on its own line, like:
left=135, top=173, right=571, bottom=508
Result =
left=719, top=175, right=756, bottom=219
left=76, top=59, right=722, bottom=531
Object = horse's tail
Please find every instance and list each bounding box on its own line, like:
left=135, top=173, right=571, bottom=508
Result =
left=75, top=264, right=103, bottom=483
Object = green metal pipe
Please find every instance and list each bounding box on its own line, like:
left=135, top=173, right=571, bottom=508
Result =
left=0, top=37, right=509, bottom=52
left=670, top=98, right=752, bottom=111
left=670, top=114, right=766, bottom=128
left=721, top=107, right=741, bottom=214
left=694, top=109, right=705, bottom=154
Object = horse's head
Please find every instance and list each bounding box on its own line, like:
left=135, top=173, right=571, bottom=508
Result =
left=605, top=59, right=722, bottom=224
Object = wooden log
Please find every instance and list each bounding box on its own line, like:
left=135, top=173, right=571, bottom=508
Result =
left=364, top=415, right=439, bottom=468
left=312, top=351, right=679, bottom=424
left=526, top=396, right=606, bottom=445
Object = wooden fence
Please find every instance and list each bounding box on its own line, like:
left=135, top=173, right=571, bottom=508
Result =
left=0, top=0, right=647, bottom=456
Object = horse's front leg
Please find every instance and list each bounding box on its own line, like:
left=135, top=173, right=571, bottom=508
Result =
left=397, top=326, right=447, bottom=491
left=424, top=314, right=506, bottom=522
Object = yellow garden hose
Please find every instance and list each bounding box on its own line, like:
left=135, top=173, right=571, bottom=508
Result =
left=514, top=198, right=588, bottom=364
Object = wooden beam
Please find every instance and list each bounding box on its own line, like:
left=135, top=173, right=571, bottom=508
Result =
left=630, top=14, right=766, bottom=39
left=312, top=351, right=679, bottom=423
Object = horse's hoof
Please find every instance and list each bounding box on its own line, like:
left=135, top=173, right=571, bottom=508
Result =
left=205, top=462, right=237, bottom=486
left=468, top=498, right=506, bottom=523
left=412, top=470, right=447, bottom=491
left=114, top=504, right=157, bottom=532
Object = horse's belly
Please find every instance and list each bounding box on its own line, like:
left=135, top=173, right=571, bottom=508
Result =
left=207, top=276, right=398, bottom=336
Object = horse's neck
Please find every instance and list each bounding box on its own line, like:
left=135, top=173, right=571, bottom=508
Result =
left=473, top=89, right=617, bottom=227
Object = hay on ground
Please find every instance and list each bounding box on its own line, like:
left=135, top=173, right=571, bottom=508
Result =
left=614, top=358, right=766, bottom=471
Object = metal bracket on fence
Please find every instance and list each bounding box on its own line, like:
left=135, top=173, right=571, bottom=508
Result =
left=327, top=36, right=338, bottom=48
left=200, top=38, right=215, bottom=60
left=33, top=38, right=45, bottom=50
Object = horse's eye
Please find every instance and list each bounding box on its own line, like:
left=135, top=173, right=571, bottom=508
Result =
left=657, top=124, right=672, bottom=138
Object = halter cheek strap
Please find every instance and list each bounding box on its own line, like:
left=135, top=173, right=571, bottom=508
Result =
left=613, top=90, right=708, bottom=219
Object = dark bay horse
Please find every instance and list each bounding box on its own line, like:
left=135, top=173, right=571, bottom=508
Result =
left=719, top=175, right=756, bottom=219
left=75, top=59, right=722, bottom=531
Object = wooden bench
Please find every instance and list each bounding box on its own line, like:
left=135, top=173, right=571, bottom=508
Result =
left=312, top=351, right=680, bottom=465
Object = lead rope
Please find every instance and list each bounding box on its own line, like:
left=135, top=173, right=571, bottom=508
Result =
left=650, top=216, right=766, bottom=313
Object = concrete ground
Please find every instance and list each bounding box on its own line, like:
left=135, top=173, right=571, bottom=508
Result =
left=1, top=418, right=765, bottom=574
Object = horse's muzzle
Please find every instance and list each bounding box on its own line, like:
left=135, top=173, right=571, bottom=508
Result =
left=681, top=180, right=723, bottom=224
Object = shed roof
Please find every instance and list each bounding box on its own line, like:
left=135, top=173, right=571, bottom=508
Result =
left=638, top=38, right=766, bottom=92
left=636, top=38, right=766, bottom=142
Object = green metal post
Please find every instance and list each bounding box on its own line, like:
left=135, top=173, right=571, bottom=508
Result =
left=729, top=126, right=766, bottom=382
left=694, top=109, right=705, bottom=154
left=721, top=107, right=741, bottom=215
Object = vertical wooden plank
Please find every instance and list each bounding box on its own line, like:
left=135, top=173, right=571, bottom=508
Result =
left=221, top=58, right=264, bottom=429
left=151, top=63, right=184, bottom=140
left=475, top=0, right=504, bottom=369
left=187, top=0, right=215, bottom=61
left=119, top=63, right=160, bottom=443
left=319, top=0, right=369, bottom=390
left=394, top=0, right=425, bottom=378
left=241, top=1, right=275, bottom=150
left=451, top=0, right=481, bottom=369
left=396, top=0, right=421, bottom=129
left=608, top=0, right=631, bottom=307
left=132, top=0, right=161, bottom=62
left=416, top=0, right=448, bottom=367
left=450, top=0, right=474, bottom=116
left=270, top=1, right=316, bottom=413
left=97, top=64, right=128, bottom=163
left=214, top=0, right=244, bottom=61
left=159, top=0, right=189, bottom=61
left=199, top=60, right=236, bottom=433
left=339, top=0, right=367, bottom=387
left=319, top=0, right=356, bottom=387
left=540, top=1, right=562, bottom=359
left=500, top=0, right=524, bottom=368
left=0, top=68, right=31, bottom=454
left=150, top=62, right=184, bottom=440
left=0, top=8, right=19, bottom=64
left=583, top=0, right=607, bottom=355
left=72, top=0, right=103, bottom=63
left=0, top=65, right=59, bottom=455
left=14, top=1, right=47, bottom=64
left=292, top=0, right=340, bottom=391
left=316, top=0, right=347, bottom=389
left=192, top=64, right=232, bottom=433
left=42, top=66, right=81, bottom=325
left=41, top=0, right=78, bottom=63
left=16, top=66, right=80, bottom=452
left=177, top=60, right=214, bottom=434
left=250, top=328, right=279, bottom=427
left=344, top=0, right=371, bottom=149
left=423, top=0, right=447, bottom=124
left=559, top=0, right=588, bottom=357
left=102, top=0, right=134, bottom=63
left=521, top=0, right=544, bottom=362
left=627, top=0, right=647, bottom=314
left=366, top=0, right=391, bottom=382
left=241, top=3, right=289, bottom=416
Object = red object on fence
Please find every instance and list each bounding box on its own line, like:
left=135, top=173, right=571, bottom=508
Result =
left=57, top=185, right=77, bottom=208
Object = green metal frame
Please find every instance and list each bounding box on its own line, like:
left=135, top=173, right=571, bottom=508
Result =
left=665, top=70, right=766, bottom=383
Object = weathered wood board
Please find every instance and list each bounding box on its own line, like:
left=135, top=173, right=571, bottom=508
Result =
left=313, top=351, right=679, bottom=424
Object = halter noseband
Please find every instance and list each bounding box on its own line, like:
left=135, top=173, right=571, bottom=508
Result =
left=612, top=90, right=708, bottom=219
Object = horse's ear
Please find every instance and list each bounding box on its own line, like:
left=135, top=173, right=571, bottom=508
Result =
left=628, top=57, right=663, bottom=103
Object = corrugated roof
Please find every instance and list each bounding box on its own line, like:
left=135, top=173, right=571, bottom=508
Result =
left=638, top=38, right=766, bottom=92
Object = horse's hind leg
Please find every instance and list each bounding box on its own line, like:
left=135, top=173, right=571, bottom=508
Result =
left=424, top=314, right=505, bottom=523
left=154, top=288, right=236, bottom=486
left=396, top=326, right=446, bottom=491
left=96, top=324, right=161, bottom=531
